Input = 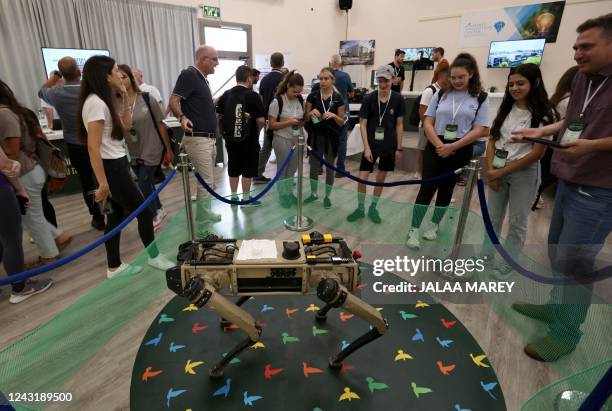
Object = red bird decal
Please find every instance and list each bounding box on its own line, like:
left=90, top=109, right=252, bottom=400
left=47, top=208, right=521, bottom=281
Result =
left=437, top=361, right=456, bottom=375
left=192, top=323, right=208, bottom=334
left=264, top=364, right=284, bottom=379
left=356, top=283, right=366, bottom=289
left=303, top=362, right=323, bottom=377
left=223, top=324, right=240, bottom=331
left=285, top=308, right=299, bottom=318
left=339, top=312, right=354, bottom=322
left=441, top=318, right=457, bottom=329
left=142, top=366, right=163, bottom=382
left=340, top=364, right=354, bottom=373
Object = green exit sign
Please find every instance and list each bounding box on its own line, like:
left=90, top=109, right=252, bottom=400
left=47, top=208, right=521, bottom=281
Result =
left=202, top=5, right=221, bottom=18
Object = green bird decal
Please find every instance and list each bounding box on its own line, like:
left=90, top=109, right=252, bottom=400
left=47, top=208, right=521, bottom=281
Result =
left=312, top=326, right=329, bottom=336
left=366, top=377, right=389, bottom=392
left=411, top=382, right=433, bottom=398
left=282, top=332, right=300, bottom=344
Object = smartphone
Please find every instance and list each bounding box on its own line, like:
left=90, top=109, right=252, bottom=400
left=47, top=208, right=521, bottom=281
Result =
left=523, top=137, right=567, bottom=149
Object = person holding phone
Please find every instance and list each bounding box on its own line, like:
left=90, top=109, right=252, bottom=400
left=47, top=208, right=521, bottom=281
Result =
left=78, top=56, right=174, bottom=279
left=406, top=53, right=490, bottom=249
left=267, top=70, right=305, bottom=208
left=485, top=63, right=556, bottom=278
left=304, top=67, right=345, bottom=209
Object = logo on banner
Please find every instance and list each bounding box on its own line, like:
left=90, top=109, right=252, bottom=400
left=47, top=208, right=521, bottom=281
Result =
left=494, top=21, right=506, bottom=32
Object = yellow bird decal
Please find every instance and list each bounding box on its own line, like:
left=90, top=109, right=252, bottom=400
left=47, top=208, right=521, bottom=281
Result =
left=470, top=353, right=490, bottom=368
left=394, top=349, right=413, bottom=361
left=182, top=304, right=198, bottom=312
left=339, top=387, right=360, bottom=401
left=184, top=359, right=204, bottom=374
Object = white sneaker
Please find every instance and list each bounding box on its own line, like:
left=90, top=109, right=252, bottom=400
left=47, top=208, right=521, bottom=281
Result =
left=153, top=209, right=166, bottom=228
left=423, top=223, right=439, bottom=241
left=148, top=254, right=175, bottom=271
left=405, top=228, right=420, bottom=249
left=107, top=263, right=143, bottom=279
left=450, top=198, right=457, bottom=204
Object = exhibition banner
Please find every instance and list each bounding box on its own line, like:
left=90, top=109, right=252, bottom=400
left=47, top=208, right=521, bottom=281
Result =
left=459, top=1, right=565, bottom=47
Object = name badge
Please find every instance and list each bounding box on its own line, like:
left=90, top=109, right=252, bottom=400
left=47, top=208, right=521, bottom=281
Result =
left=291, top=125, right=301, bottom=137
left=561, top=120, right=585, bottom=143
left=311, top=116, right=320, bottom=124
left=375, top=127, right=385, bottom=141
left=444, top=124, right=458, bottom=141
left=129, top=128, right=139, bottom=143
left=493, top=149, right=509, bottom=169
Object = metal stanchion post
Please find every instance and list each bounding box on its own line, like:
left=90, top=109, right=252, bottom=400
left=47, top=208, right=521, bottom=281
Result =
left=284, top=135, right=314, bottom=232
left=178, top=153, right=196, bottom=242
left=450, top=159, right=480, bottom=261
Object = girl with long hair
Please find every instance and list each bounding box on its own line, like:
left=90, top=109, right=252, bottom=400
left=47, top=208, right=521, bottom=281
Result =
left=304, top=67, right=345, bottom=208
left=485, top=63, right=556, bottom=277
left=77, top=56, right=173, bottom=278
left=267, top=70, right=305, bottom=208
left=406, top=53, right=490, bottom=249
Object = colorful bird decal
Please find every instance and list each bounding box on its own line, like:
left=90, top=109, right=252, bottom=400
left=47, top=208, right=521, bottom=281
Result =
left=455, top=404, right=472, bottom=411
left=251, top=342, right=265, bottom=349
left=222, top=353, right=241, bottom=365
left=169, top=342, right=185, bottom=353
left=376, top=307, right=383, bottom=312
left=340, top=340, right=350, bottom=350
left=166, top=388, right=187, bottom=408
left=437, top=361, right=456, bottom=375
left=184, top=360, right=204, bottom=375
left=339, top=387, right=360, bottom=402
left=243, top=391, right=263, bottom=406
left=411, top=382, right=433, bottom=398
left=470, top=354, right=490, bottom=368
left=212, top=378, right=231, bottom=398
left=340, top=364, right=354, bottom=373
left=282, top=332, right=300, bottom=344
left=142, top=366, right=162, bottom=382
left=158, top=314, right=175, bottom=324
left=394, top=349, right=413, bottom=361
left=305, top=303, right=320, bottom=312
left=399, top=311, right=417, bottom=320
left=144, top=332, right=163, bottom=347
left=261, top=304, right=274, bottom=312
left=356, top=283, right=366, bottom=289
left=303, top=362, right=323, bottom=377
left=366, top=377, right=389, bottom=392
left=441, top=318, right=457, bottom=328
left=312, top=326, right=328, bottom=336
left=412, top=328, right=424, bottom=342
left=264, top=364, right=284, bottom=379
left=223, top=324, right=240, bottom=332
left=285, top=308, right=299, bottom=318
left=191, top=323, right=208, bottom=334
left=182, top=304, right=198, bottom=312
left=480, top=381, right=498, bottom=399
left=436, top=337, right=454, bottom=348
left=415, top=300, right=430, bottom=308
left=339, top=312, right=354, bottom=322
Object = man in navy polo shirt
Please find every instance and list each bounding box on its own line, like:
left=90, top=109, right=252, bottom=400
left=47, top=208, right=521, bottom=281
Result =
left=170, top=44, right=222, bottom=227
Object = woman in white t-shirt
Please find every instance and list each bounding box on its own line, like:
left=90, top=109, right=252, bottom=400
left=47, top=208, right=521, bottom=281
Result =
left=485, top=63, right=556, bottom=278
left=77, top=55, right=173, bottom=278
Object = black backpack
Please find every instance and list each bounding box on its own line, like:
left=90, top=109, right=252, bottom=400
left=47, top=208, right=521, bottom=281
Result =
left=222, top=88, right=252, bottom=143
left=409, top=85, right=437, bottom=126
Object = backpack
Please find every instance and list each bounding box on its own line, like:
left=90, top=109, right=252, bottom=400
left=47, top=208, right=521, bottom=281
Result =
left=221, top=88, right=252, bottom=143
left=436, top=89, right=488, bottom=123
left=267, top=94, right=304, bottom=140
left=409, top=85, right=437, bottom=126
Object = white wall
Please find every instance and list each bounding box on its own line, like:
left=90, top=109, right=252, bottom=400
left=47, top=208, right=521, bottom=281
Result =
left=156, top=0, right=611, bottom=93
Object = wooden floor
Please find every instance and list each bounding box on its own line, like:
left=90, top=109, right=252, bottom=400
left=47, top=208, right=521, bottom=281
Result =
left=1, top=149, right=608, bottom=411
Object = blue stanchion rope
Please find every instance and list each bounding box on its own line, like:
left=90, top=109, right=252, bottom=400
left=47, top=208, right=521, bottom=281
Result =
left=579, top=365, right=612, bottom=411
left=307, top=146, right=459, bottom=187
left=0, top=168, right=177, bottom=286
left=194, top=147, right=295, bottom=205
left=477, top=179, right=612, bottom=285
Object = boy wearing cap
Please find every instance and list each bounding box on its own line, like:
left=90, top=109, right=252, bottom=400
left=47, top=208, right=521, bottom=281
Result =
left=347, top=65, right=406, bottom=224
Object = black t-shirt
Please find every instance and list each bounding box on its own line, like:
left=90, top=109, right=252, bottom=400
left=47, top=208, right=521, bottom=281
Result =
left=259, top=70, right=284, bottom=115
left=388, top=62, right=405, bottom=94
left=216, top=85, right=265, bottom=147
left=359, top=91, right=406, bottom=155
left=172, top=66, right=217, bottom=133
left=306, top=89, right=343, bottom=138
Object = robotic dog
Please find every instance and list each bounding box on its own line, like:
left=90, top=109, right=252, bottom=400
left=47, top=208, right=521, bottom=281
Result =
left=166, top=232, right=388, bottom=378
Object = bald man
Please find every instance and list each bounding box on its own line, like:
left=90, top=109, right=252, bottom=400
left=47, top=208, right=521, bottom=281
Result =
left=133, top=68, right=163, bottom=106
left=170, top=45, right=222, bottom=229
left=38, top=56, right=105, bottom=230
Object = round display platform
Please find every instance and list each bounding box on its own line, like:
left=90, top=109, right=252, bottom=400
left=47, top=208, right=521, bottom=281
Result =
left=131, top=265, right=506, bottom=410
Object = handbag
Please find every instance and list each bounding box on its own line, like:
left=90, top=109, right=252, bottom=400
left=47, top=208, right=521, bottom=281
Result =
left=36, top=138, right=68, bottom=191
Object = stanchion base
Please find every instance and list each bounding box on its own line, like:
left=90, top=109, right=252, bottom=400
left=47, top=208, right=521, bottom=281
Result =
left=284, top=215, right=314, bottom=232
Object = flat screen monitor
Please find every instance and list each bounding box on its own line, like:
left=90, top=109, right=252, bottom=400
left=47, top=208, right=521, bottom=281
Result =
left=400, top=47, right=435, bottom=70
left=41, top=47, right=110, bottom=79
left=487, top=39, right=546, bottom=68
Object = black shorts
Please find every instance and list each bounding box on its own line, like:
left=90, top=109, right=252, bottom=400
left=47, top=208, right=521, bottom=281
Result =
left=226, top=144, right=260, bottom=178
left=359, top=152, right=395, bottom=172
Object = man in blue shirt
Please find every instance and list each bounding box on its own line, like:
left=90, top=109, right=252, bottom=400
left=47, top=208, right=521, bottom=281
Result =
left=329, top=54, right=354, bottom=176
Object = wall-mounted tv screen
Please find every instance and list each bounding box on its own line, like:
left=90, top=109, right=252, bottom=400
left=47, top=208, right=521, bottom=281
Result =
left=41, top=47, right=110, bottom=79
left=400, top=47, right=435, bottom=70
left=487, top=39, right=546, bottom=68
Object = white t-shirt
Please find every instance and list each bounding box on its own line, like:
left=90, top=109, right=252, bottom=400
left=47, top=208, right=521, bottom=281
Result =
left=494, top=104, right=549, bottom=162
left=82, top=94, right=126, bottom=159
left=556, top=94, right=570, bottom=120
left=268, top=94, right=304, bottom=140
left=418, top=83, right=441, bottom=128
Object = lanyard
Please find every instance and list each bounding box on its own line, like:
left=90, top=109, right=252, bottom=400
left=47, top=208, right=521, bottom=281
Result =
left=378, top=92, right=390, bottom=127
left=320, top=91, right=332, bottom=114
left=393, top=65, right=400, bottom=77
left=451, top=91, right=467, bottom=123
left=581, top=78, right=608, bottom=118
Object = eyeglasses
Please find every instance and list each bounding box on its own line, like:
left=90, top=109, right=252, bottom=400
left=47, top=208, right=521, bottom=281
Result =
left=204, top=56, right=219, bottom=62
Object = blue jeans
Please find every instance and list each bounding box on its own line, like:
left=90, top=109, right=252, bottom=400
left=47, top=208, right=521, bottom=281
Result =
left=335, top=121, right=350, bottom=171
left=547, top=180, right=612, bottom=345
left=132, top=163, right=162, bottom=214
